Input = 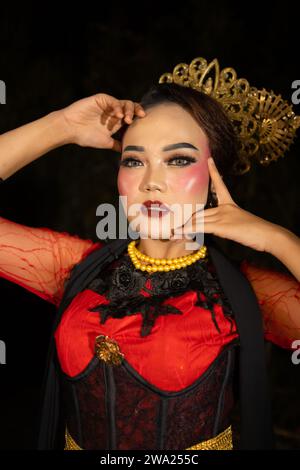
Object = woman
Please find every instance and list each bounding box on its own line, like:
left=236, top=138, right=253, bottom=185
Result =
left=0, top=84, right=299, bottom=451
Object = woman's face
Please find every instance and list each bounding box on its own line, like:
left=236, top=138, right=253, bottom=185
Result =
left=117, top=103, right=212, bottom=239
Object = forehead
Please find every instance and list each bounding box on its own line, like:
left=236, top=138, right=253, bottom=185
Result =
left=122, top=103, right=209, bottom=149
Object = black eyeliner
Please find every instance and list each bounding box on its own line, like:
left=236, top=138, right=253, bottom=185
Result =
left=119, top=155, right=197, bottom=167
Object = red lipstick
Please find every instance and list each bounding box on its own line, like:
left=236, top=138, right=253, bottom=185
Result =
left=141, top=200, right=170, bottom=218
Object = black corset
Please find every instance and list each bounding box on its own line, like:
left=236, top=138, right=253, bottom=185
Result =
left=60, top=338, right=239, bottom=450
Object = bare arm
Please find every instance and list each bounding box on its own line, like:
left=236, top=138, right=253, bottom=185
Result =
left=0, top=110, right=71, bottom=180
left=0, top=93, right=146, bottom=180
left=0, top=93, right=146, bottom=304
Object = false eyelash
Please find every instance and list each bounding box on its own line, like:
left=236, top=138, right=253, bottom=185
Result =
left=118, top=155, right=197, bottom=167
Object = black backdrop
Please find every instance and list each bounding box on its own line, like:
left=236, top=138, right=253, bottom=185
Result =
left=0, top=1, right=299, bottom=450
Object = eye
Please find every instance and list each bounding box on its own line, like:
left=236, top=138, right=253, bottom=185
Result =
left=118, top=157, right=142, bottom=168
left=168, top=155, right=197, bottom=166
left=119, top=155, right=197, bottom=168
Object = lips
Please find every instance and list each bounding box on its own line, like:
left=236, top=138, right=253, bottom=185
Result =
left=142, top=200, right=170, bottom=210
left=141, top=200, right=170, bottom=217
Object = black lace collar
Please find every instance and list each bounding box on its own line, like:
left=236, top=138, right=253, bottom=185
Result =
left=87, top=247, right=235, bottom=337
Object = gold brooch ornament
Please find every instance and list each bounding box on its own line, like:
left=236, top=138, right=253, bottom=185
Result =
left=94, top=334, right=124, bottom=366
left=159, top=56, right=300, bottom=175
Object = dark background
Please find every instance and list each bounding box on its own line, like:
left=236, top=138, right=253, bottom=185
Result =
left=0, top=1, right=299, bottom=450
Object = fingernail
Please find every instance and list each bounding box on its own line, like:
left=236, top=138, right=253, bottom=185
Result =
left=208, top=157, right=214, bottom=164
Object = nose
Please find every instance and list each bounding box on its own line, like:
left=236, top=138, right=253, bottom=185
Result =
left=144, top=182, right=162, bottom=192
left=139, top=168, right=167, bottom=193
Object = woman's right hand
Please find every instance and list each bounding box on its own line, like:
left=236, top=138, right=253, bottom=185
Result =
left=60, top=93, right=146, bottom=152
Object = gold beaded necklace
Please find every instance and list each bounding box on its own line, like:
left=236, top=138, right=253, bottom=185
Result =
left=127, top=240, right=207, bottom=273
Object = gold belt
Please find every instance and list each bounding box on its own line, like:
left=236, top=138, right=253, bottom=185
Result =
left=64, top=425, right=233, bottom=450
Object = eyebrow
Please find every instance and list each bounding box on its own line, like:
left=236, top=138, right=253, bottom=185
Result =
left=123, top=142, right=199, bottom=152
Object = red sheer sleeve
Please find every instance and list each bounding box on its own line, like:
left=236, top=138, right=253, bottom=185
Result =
left=240, top=259, right=300, bottom=349
left=0, top=216, right=103, bottom=307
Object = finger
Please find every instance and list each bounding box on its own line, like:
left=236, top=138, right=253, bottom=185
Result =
left=97, top=94, right=124, bottom=118
left=107, top=137, right=122, bottom=153
left=208, top=158, right=233, bottom=203
left=172, top=221, right=216, bottom=238
left=200, top=207, right=219, bottom=215
left=113, top=107, right=124, bottom=118
left=172, top=207, right=218, bottom=231
left=170, top=231, right=195, bottom=241
left=123, top=101, right=146, bottom=122
left=120, top=100, right=136, bottom=124
left=173, top=214, right=219, bottom=234
left=134, top=103, right=146, bottom=116
left=95, top=93, right=124, bottom=119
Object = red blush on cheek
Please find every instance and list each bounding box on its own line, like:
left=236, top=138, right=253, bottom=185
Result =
left=175, top=160, right=209, bottom=195
left=117, top=171, right=137, bottom=196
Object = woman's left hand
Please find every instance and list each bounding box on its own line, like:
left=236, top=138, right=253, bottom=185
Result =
left=171, top=157, right=281, bottom=253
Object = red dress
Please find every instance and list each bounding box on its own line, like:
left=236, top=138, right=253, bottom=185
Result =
left=0, top=215, right=299, bottom=394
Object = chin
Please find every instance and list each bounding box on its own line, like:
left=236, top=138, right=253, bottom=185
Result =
left=133, top=218, right=173, bottom=240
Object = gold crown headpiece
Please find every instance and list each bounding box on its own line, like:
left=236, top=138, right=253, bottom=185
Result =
left=158, top=56, right=300, bottom=175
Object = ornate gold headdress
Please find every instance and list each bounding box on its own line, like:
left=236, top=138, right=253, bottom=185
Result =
left=158, top=56, right=300, bottom=175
